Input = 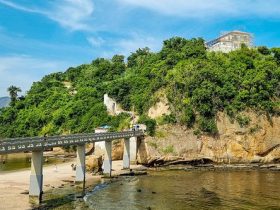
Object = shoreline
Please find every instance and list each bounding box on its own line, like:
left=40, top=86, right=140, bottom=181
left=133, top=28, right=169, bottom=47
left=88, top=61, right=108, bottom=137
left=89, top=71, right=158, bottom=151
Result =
left=0, top=160, right=145, bottom=210
left=1, top=160, right=279, bottom=210
left=147, top=163, right=280, bottom=172
left=0, top=161, right=78, bottom=210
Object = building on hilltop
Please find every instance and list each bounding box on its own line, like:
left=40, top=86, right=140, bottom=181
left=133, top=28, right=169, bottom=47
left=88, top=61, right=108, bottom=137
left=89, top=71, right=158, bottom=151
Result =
left=206, top=31, right=253, bottom=53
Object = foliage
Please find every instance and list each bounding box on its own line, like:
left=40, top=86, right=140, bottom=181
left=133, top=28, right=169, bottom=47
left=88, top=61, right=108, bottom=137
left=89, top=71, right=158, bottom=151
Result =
left=7, top=85, right=21, bottom=106
left=236, top=115, right=251, bottom=127
left=198, top=117, right=218, bottom=135
left=157, top=114, right=177, bottom=125
left=138, top=115, right=156, bottom=136
left=162, top=145, right=175, bottom=154
left=1, top=37, right=280, bottom=138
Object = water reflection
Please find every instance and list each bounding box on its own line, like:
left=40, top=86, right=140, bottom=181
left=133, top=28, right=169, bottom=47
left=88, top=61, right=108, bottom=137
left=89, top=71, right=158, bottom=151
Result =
left=0, top=153, right=70, bottom=172
left=85, top=170, right=280, bottom=210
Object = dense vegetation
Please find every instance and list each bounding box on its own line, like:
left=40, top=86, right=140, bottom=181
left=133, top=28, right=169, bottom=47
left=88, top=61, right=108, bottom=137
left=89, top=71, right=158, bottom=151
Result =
left=1, top=37, right=280, bottom=138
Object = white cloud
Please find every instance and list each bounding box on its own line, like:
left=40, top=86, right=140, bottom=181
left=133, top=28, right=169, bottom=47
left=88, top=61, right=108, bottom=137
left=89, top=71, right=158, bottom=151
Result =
left=0, top=0, right=94, bottom=31
left=87, top=36, right=105, bottom=47
left=117, top=0, right=280, bottom=18
left=48, top=0, right=94, bottom=31
left=0, top=55, right=69, bottom=96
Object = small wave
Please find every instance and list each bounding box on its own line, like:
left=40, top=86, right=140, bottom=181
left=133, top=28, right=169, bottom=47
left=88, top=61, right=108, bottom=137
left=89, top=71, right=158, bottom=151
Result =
left=84, top=183, right=108, bottom=202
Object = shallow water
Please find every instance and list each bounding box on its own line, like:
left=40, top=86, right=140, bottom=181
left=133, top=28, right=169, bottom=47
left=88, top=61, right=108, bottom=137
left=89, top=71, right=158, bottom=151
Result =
left=85, top=170, right=280, bottom=210
left=0, top=153, right=70, bottom=172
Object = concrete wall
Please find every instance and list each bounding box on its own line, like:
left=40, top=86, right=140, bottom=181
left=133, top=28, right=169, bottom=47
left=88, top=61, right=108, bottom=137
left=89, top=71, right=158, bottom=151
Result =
left=104, top=94, right=120, bottom=115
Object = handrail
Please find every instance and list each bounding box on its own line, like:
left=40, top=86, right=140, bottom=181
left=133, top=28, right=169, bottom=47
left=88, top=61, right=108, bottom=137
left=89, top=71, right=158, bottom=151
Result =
left=0, top=130, right=144, bottom=154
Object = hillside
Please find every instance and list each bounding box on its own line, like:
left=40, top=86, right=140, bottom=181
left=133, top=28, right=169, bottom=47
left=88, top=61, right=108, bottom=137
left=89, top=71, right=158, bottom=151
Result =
left=0, top=97, right=10, bottom=108
left=0, top=37, right=280, bottom=139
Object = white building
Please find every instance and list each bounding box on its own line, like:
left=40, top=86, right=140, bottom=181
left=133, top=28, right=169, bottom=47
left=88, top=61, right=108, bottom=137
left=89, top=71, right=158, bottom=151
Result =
left=206, top=31, right=253, bottom=53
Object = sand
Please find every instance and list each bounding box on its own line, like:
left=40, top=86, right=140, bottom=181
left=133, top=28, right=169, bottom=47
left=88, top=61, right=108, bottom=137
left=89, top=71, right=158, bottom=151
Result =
left=0, top=160, right=144, bottom=210
left=0, top=161, right=78, bottom=210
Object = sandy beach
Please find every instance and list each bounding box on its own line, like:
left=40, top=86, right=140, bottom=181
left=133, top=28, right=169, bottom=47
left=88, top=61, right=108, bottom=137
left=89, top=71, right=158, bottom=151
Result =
left=0, top=161, right=78, bottom=210
left=0, top=160, right=144, bottom=210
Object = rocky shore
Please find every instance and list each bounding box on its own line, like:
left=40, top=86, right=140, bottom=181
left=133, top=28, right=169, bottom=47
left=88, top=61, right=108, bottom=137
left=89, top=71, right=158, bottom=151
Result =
left=148, top=162, right=280, bottom=172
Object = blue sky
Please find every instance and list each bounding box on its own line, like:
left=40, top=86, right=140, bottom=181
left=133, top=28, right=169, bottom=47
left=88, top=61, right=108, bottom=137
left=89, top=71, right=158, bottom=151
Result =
left=0, top=0, right=280, bottom=96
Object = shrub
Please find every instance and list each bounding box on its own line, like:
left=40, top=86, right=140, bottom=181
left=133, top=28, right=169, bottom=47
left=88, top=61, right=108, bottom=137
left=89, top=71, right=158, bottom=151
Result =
left=138, top=115, right=156, bottom=136
left=193, top=129, right=202, bottom=136
left=236, top=115, right=251, bottom=127
left=155, top=130, right=167, bottom=138
left=198, top=117, right=218, bottom=135
left=249, top=125, right=261, bottom=134
left=180, top=107, right=195, bottom=127
left=162, top=114, right=177, bottom=124
left=162, top=145, right=174, bottom=154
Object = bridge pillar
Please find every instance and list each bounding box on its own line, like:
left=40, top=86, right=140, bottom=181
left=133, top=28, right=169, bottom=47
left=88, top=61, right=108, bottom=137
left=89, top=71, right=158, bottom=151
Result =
left=129, top=137, right=138, bottom=164
left=29, top=150, right=43, bottom=198
left=123, top=138, right=130, bottom=169
left=103, top=141, right=112, bottom=176
left=76, top=144, right=86, bottom=183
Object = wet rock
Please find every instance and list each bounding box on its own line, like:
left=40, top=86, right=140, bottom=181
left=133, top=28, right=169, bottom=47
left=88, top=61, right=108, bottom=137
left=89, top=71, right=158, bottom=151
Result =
left=20, top=190, right=29, bottom=195
left=119, top=171, right=147, bottom=176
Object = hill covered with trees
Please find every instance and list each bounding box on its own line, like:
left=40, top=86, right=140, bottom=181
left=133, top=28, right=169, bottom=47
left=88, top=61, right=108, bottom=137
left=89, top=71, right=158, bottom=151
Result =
left=1, top=37, right=280, bottom=138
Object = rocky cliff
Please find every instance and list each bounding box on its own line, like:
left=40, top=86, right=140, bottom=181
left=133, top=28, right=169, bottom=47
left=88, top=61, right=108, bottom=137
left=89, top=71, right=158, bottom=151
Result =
left=137, top=112, right=280, bottom=165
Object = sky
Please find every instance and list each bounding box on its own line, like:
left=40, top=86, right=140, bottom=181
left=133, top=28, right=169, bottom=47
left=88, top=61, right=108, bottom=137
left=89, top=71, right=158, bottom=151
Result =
left=0, top=0, right=280, bottom=96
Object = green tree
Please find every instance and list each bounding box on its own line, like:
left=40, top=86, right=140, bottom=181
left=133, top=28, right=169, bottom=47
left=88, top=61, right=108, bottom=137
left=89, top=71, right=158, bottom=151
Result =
left=7, top=85, right=21, bottom=105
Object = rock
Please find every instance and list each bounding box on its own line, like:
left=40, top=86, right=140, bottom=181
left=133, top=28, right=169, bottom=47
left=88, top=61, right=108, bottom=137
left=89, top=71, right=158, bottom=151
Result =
left=119, top=171, right=147, bottom=176
left=148, top=94, right=170, bottom=119
left=137, top=112, right=280, bottom=165
left=112, top=140, right=124, bottom=160
left=20, top=190, right=29, bottom=195
left=260, top=164, right=277, bottom=169
left=86, top=155, right=103, bottom=173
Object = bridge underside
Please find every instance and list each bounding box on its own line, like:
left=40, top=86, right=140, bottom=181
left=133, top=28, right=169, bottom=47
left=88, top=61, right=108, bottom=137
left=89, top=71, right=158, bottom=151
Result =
left=0, top=131, right=143, bottom=200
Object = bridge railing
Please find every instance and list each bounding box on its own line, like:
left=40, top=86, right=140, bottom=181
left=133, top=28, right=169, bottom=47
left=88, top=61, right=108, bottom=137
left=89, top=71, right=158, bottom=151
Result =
left=0, top=130, right=144, bottom=155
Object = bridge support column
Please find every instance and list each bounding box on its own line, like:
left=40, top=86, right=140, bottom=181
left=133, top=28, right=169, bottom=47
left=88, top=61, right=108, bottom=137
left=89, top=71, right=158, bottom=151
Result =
left=123, top=138, right=130, bottom=169
left=29, top=150, right=43, bottom=199
left=129, top=137, right=137, bottom=164
left=76, top=144, right=85, bottom=183
left=103, top=141, right=112, bottom=176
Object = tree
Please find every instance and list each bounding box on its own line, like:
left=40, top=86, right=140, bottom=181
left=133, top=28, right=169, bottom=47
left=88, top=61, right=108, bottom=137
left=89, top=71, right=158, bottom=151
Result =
left=1, top=36, right=280, bottom=138
left=7, top=85, right=21, bottom=105
left=257, top=46, right=270, bottom=55
left=272, top=48, right=280, bottom=65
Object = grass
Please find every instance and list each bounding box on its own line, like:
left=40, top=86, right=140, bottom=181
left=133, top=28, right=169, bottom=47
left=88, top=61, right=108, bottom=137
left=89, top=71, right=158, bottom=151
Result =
left=147, top=141, right=158, bottom=149
left=155, top=130, right=167, bottom=138
left=162, top=145, right=174, bottom=155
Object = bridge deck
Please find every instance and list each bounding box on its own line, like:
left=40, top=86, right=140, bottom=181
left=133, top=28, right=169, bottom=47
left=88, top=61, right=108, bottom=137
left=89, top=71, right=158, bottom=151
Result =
left=0, top=130, right=143, bottom=154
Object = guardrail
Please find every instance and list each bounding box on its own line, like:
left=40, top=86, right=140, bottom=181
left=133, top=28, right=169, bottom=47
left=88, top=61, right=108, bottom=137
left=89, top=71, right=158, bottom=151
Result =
left=0, top=130, right=144, bottom=155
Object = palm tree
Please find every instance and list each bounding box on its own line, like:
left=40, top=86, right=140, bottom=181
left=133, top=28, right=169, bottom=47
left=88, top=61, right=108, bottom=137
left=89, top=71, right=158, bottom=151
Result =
left=7, top=85, right=21, bottom=105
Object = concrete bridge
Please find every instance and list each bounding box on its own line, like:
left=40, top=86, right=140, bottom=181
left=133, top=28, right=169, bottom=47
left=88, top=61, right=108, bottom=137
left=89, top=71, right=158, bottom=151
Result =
left=0, top=130, right=143, bottom=199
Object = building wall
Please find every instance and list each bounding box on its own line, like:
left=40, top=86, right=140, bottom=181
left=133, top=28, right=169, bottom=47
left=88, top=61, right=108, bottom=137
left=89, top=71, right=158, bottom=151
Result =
left=104, top=94, right=134, bottom=117
left=104, top=94, right=120, bottom=115
left=207, top=31, right=252, bottom=53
